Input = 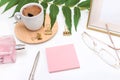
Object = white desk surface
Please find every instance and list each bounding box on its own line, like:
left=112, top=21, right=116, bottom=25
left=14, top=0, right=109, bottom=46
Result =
left=0, top=3, right=120, bottom=80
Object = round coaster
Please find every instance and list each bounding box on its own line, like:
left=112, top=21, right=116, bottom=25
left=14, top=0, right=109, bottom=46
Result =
left=14, top=14, right=58, bottom=44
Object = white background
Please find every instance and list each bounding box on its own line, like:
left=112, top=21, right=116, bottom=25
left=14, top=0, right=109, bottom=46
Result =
left=0, top=1, right=120, bottom=80
left=100, top=0, right=120, bottom=26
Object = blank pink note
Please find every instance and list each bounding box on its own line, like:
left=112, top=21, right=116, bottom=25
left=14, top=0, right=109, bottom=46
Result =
left=46, top=44, right=80, bottom=73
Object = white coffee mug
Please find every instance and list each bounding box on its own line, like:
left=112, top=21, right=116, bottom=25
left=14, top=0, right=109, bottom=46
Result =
left=14, top=3, right=44, bottom=31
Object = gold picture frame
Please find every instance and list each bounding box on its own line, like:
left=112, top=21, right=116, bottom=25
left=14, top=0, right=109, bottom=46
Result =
left=87, top=0, right=120, bottom=37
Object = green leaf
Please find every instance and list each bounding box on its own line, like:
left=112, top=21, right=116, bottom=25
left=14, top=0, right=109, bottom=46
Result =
left=53, top=0, right=67, bottom=5
left=65, top=0, right=80, bottom=7
left=3, top=0, right=19, bottom=13
left=62, top=6, right=72, bottom=33
left=49, top=4, right=59, bottom=29
left=29, top=0, right=38, bottom=2
left=41, top=2, right=48, bottom=9
left=0, top=0, right=10, bottom=7
left=43, top=0, right=53, bottom=2
left=78, top=0, right=90, bottom=9
left=41, top=2, right=48, bottom=26
left=74, top=7, right=81, bottom=31
left=31, top=0, right=38, bottom=2
left=34, top=0, right=39, bottom=2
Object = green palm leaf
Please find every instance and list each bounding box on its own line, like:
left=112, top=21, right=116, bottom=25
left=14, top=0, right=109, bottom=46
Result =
left=49, top=4, right=59, bottom=29
left=34, top=0, right=39, bottom=2
left=62, top=6, right=72, bottom=33
left=43, top=0, right=53, bottom=2
left=3, top=0, right=19, bottom=13
left=41, top=2, right=48, bottom=26
left=65, top=0, right=80, bottom=7
left=78, top=0, right=90, bottom=9
left=0, top=0, right=10, bottom=7
left=53, top=0, right=67, bottom=5
left=74, top=7, right=81, bottom=31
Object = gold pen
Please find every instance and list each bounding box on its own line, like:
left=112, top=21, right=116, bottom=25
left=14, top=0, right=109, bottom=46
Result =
left=28, top=51, right=40, bottom=80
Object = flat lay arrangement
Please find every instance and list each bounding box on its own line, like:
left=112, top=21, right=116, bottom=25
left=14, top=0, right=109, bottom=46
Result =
left=1, top=0, right=120, bottom=80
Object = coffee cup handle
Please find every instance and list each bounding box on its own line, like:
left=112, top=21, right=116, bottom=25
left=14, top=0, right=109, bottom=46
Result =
left=14, top=12, right=21, bottom=22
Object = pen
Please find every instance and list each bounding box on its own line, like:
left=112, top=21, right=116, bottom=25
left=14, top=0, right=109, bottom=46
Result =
left=28, top=51, right=40, bottom=80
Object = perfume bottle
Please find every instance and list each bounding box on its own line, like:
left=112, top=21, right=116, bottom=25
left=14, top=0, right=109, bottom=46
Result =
left=0, top=35, right=25, bottom=64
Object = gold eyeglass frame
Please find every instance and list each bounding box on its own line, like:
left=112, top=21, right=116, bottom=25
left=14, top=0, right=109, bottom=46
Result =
left=82, top=24, right=120, bottom=69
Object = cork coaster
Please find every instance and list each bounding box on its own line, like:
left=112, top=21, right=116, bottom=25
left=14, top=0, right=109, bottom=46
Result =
left=14, top=14, right=58, bottom=44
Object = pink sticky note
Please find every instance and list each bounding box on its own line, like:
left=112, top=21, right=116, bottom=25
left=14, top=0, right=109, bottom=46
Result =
left=46, top=44, right=80, bottom=73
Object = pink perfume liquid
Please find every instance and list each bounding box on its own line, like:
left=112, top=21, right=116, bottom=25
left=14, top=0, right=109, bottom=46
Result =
left=0, top=35, right=16, bottom=64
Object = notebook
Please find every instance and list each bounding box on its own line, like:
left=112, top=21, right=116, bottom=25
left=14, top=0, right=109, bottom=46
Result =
left=45, top=44, right=80, bottom=73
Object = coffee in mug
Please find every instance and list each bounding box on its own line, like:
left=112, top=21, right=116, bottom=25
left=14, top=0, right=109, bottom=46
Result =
left=14, top=3, right=44, bottom=31
left=22, top=5, right=42, bottom=17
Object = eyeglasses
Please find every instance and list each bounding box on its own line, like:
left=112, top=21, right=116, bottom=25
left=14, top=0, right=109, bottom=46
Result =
left=81, top=24, right=120, bottom=69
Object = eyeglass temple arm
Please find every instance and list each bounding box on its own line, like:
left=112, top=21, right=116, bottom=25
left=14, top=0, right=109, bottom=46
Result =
left=106, top=24, right=120, bottom=63
left=83, top=32, right=120, bottom=50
